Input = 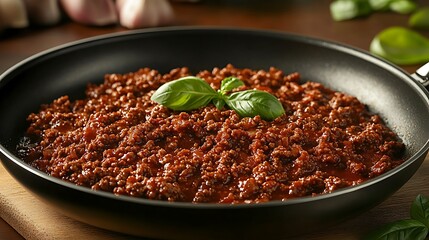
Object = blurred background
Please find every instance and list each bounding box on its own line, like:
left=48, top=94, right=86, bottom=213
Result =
left=1, top=0, right=428, bottom=74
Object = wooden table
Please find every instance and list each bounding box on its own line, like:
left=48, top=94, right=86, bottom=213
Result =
left=1, top=1, right=429, bottom=239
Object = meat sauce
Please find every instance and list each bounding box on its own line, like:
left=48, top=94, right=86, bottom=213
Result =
left=18, top=65, right=405, bottom=203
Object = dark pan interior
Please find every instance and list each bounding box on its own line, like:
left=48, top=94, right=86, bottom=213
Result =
left=1, top=28, right=429, bottom=239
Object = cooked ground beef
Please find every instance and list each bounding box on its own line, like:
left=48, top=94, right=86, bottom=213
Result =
left=18, top=64, right=405, bottom=203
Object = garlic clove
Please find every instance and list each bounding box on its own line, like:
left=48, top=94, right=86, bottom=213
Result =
left=0, top=0, right=28, bottom=29
left=60, top=0, right=118, bottom=26
left=155, top=0, right=175, bottom=26
left=23, top=0, right=61, bottom=26
left=117, top=0, right=174, bottom=29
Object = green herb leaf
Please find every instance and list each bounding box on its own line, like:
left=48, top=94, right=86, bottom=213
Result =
left=409, top=7, right=429, bottom=29
left=370, top=26, right=429, bottom=65
left=152, top=75, right=285, bottom=120
left=151, top=76, right=217, bottom=111
left=212, top=98, right=226, bottom=110
left=369, top=0, right=392, bottom=11
left=225, top=90, right=285, bottom=121
left=365, top=219, right=428, bottom=240
left=220, top=77, right=245, bottom=93
left=389, top=0, right=417, bottom=14
left=330, top=0, right=372, bottom=21
left=411, top=195, right=429, bottom=228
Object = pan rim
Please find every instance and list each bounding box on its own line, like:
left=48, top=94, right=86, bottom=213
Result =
left=1, top=26, right=429, bottom=210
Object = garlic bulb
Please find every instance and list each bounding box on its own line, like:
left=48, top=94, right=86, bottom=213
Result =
left=0, top=0, right=28, bottom=30
left=0, top=0, right=176, bottom=33
left=24, top=0, right=61, bottom=26
left=117, top=0, right=174, bottom=29
left=60, top=0, right=118, bottom=26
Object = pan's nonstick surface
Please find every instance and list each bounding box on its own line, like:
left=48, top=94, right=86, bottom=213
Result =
left=1, top=28, right=429, bottom=239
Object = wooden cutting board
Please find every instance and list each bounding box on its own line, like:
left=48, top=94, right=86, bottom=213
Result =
left=1, top=155, right=429, bottom=240
left=0, top=163, right=145, bottom=240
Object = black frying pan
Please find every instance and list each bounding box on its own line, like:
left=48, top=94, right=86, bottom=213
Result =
left=1, top=27, right=429, bottom=239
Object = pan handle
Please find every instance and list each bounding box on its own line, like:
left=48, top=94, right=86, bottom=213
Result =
left=412, top=62, right=429, bottom=89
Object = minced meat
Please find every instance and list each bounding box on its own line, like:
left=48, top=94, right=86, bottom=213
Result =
left=18, top=64, right=405, bottom=203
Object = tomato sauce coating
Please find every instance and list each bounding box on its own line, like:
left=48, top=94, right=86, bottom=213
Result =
left=19, top=65, right=405, bottom=203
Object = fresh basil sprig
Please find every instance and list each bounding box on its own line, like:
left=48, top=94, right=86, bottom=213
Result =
left=151, top=76, right=285, bottom=121
left=409, top=7, right=429, bottom=29
left=219, top=76, right=245, bottom=94
left=389, top=0, right=417, bottom=14
left=411, top=194, right=429, bottom=229
left=369, top=26, right=429, bottom=65
left=330, top=0, right=372, bottom=21
left=369, top=0, right=417, bottom=13
left=150, top=76, right=218, bottom=111
left=226, top=90, right=285, bottom=120
left=330, top=0, right=417, bottom=21
left=366, top=195, right=429, bottom=240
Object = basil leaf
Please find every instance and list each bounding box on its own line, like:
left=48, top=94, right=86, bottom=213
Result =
left=409, top=7, right=429, bottom=29
left=370, top=26, right=429, bottom=65
left=212, top=98, right=226, bottom=110
left=389, top=0, right=417, bottom=14
left=330, top=0, right=372, bottom=21
left=411, top=195, right=429, bottom=228
left=225, top=90, right=285, bottom=121
left=152, top=75, right=285, bottom=121
left=220, top=77, right=245, bottom=93
left=365, top=219, right=428, bottom=240
left=369, top=0, right=392, bottom=11
left=151, top=76, right=218, bottom=111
